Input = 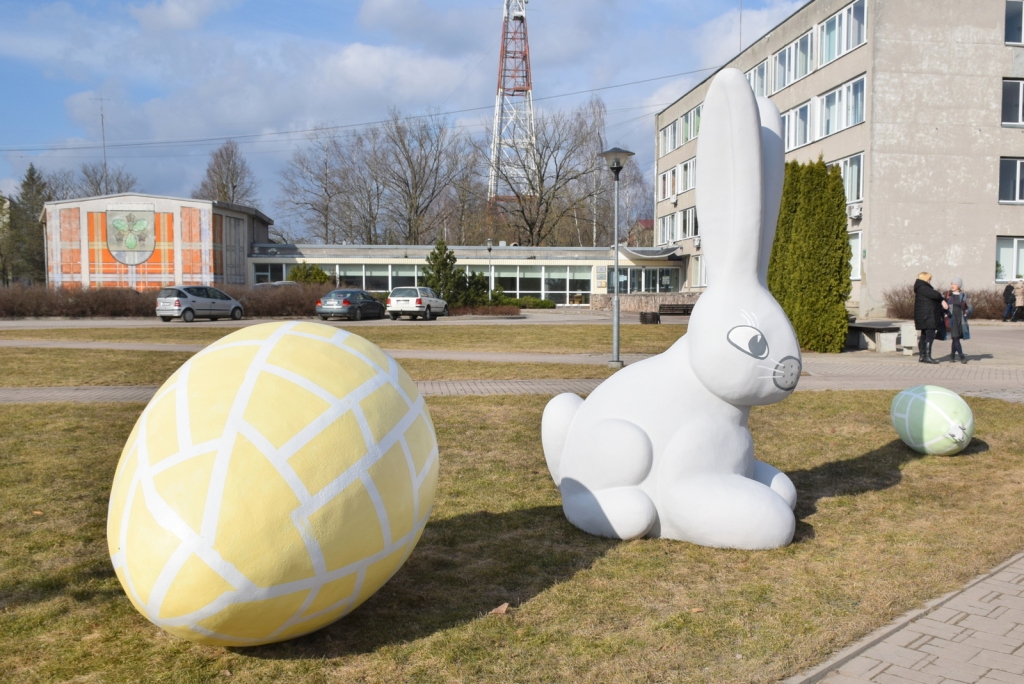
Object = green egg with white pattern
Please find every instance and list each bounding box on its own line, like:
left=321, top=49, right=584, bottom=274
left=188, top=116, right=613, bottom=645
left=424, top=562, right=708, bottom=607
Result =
left=890, top=385, right=975, bottom=455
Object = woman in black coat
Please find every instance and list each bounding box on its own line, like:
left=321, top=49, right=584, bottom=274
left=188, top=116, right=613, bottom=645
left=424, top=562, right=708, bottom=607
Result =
left=913, top=272, right=948, bottom=364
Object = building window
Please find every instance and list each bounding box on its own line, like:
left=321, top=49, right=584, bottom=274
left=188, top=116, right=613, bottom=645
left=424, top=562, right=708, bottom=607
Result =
left=659, top=121, right=678, bottom=156
left=1007, top=1, right=1024, bottom=43
left=820, top=0, right=867, bottom=66
left=819, top=76, right=865, bottom=138
left=679, top=158, right=697, bottom=193
left=773, top=31, right=814, bottom=93
left=657, top=214, right=676, bottom=245
left=670, top=167, right=678, bottom=196
left=1003, top=79, right=1024, bottom=124
left=746, top=60, right=768, bottom=97
left=782, top=102, right=812, bottom=151
left=848, top=231, right=862, bottom=280
left=659, top=172, right=669, bottom=201
left=253, top=263, right=285, bottom=284
left=680, top=206, right=699, bottom=239
left=828, top=152, right=864, bottom=203
left=391, top=265, right=415, bottom=287
left=690, top=255, right=706, bottom=287
left=997, top=237, right=1024, bottom=280
left=1000, top=158, right=1024, bottom=202
left=608, top=267, right=681, bottom=293
left=682, top=104, right=702, bottom=143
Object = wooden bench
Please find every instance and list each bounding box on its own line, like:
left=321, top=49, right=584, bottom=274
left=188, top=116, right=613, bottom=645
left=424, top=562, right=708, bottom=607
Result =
left=658, top=303, right=695, bottom=316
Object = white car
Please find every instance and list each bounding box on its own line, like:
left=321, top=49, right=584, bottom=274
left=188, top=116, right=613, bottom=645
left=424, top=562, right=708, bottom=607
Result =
left=156, top=286, right=243, bottom=323
left=386, top=287, right=448, bottom=320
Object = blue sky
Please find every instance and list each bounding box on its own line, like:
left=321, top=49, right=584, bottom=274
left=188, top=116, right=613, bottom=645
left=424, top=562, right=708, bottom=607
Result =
left=0, top=0, right=803, bottom=222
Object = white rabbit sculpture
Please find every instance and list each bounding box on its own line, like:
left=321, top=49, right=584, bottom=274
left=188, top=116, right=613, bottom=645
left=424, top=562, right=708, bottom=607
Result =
left=542, top=68, right=802, bottom=550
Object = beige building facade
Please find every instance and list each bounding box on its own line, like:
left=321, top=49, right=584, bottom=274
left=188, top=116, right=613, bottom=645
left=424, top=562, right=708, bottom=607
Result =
left=655, top=0, right=1024, bottom=317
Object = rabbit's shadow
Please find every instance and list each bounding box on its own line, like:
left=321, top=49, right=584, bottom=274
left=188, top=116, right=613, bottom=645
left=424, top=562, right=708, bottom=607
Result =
left=240, top=506, right=616, bottom=660
left=787, top=438, right=990, bottom=542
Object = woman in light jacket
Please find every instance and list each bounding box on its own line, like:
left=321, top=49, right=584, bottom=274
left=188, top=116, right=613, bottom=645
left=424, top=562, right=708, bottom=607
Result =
left=945, top=278, right=972, bottom=364
left=1014, top=280, right=1024, bottom=322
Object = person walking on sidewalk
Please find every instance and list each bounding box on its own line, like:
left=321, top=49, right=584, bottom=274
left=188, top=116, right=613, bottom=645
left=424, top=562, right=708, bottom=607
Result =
left=945, top=278, right=972, bottom=364
left=1003, top=282, right=1016, bottom=322
left=914, top=272, right=948, bottom=364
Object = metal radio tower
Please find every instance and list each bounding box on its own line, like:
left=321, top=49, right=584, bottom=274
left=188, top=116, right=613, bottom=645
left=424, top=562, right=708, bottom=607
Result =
left=488, top=0, right=536, bottom=200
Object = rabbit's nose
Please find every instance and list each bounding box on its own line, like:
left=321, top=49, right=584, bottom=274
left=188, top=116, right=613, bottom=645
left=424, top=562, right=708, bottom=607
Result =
left=773, top=357, right=801, bottom=391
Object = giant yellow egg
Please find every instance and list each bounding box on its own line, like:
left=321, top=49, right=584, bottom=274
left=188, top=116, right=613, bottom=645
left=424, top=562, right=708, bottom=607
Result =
left=106, top=321, right=439, bottom=646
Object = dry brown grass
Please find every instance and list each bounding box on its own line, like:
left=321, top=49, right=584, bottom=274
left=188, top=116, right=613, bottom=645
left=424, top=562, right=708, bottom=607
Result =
left=2, top=392, right=1023, bottom=682
left=0, top=349, right=614, bottom=386
left=0, top=348, right=194, bottom=387
left=0, top=324, right=688, bottom=355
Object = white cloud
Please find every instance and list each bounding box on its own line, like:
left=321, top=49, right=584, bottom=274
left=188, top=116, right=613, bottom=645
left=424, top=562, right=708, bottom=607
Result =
left=130, top=0, right=239, bottom=32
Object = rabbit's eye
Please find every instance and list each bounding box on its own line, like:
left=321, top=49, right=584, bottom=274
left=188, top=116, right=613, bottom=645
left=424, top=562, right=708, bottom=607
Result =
left=727, top=325, right=769, bottom=359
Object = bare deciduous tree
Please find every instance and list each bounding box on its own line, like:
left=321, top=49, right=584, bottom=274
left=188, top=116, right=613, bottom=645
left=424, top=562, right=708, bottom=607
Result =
left=337, top=129, right=387, bottom=245
left=277, top=128, right=345, bottom=244
left=79, top=162, right=139, bottom=196
left=377, top=109, right=468, bottom=245
left=191, top=140, right=259, bottom=206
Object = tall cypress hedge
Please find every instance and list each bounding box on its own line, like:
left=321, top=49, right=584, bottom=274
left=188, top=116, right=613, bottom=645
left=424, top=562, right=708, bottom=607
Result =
left=767, top=157, right=851, bottom=353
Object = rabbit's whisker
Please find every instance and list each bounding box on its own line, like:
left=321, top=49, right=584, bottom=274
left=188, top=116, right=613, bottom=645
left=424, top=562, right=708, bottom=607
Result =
left=756, top=365, right=779, bottom=372
left=757, top=374, right=783, bottom=379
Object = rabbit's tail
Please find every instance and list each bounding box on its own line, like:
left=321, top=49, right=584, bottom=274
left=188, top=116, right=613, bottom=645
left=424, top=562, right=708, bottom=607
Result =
left=542, top=393, right=583, bottom=486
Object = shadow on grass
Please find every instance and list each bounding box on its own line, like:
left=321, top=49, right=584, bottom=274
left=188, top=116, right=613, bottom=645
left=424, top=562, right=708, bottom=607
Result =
left=788, top=438, right=990, bottom=542
left=241, top=505, right=616, bottom=660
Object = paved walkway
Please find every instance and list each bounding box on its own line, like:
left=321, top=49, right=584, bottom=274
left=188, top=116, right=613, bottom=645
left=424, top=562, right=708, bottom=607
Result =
left=789, top=551, right=1024, bottom=684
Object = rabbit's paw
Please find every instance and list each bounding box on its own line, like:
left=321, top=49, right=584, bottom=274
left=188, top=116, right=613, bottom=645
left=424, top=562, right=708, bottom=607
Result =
left=542, top=393, right=584, bottom=486
left=557, top=418, right=657, bottom=540
left=752, top=460, right=797, bottom=511
left=659, top=474, right=795, bottom=550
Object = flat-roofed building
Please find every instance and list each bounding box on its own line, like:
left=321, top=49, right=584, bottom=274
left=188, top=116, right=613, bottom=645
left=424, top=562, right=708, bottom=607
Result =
left=655, top=0, right=1024, bottom=317
left=42, top=194, right=272, bottom=290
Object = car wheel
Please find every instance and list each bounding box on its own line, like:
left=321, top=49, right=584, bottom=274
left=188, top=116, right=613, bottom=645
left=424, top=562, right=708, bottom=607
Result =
left=160, top=316, right=172, bottom=322
left=182, top=309, right=195, bottom=323
left=354, top=308, right=363, bottom=321
left=377, top=305, right=385, bottom=319
left=443, top=305, right=449, bottom=317
left=210, top=318, right=218, bottom=322
left=390, top=313, right=399, bottom=320
left=319, top=315, right=328, bottom=320
left=410, top=315, right=418, bottom=320
left=231, top=307, right=243, bottom=321
left=424, top=306, right=432, bottom=321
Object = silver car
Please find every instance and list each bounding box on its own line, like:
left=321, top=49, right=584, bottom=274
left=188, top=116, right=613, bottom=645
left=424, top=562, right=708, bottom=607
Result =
left=156, top=286, right=243, bottom=323
left=386, top=287, right=448, bottom=320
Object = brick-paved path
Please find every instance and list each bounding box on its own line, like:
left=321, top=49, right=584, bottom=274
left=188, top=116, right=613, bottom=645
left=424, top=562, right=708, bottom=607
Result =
left=0, top=386, right=162, bottom=403
left=789, top=552, right=1024, bottom=684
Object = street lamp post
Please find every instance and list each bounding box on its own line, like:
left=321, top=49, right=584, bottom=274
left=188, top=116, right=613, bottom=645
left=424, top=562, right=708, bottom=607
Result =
left=597, top=147, right=634, bottom=369
left=486, top=238, right=493, bottom=301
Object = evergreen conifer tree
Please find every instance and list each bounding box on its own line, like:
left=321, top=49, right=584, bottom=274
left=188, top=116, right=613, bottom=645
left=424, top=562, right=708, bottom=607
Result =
left=10, top=164, right=51, bottom=284
left=787, top=158, right=851, bottom=353
left=767, top=161, right=802, bottom=315
left=421, top=240, right=465, bottom=304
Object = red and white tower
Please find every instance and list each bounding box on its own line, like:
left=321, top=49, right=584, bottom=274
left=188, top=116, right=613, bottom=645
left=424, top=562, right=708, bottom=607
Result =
left=488, top=0, right=536, bottom=200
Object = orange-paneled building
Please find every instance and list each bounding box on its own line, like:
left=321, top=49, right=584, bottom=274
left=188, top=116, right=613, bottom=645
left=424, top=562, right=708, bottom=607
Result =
left=43, top=194, right=272, bottom=291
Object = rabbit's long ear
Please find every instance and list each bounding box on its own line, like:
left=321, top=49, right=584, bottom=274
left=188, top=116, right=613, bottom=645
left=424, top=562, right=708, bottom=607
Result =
left=696, top=68, right=763, bottom=287
left=756, top=96, right=784, bottom=288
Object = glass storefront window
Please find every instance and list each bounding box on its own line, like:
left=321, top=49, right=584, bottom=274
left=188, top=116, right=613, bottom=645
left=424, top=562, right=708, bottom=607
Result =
left=494, top=265, right=517, bottom=295
left=569, top=266, right=592, bottom=295
left=644, top=268, right=659, bottom=293
left=629, top=268, right=643, bottom=293
left=519, top=266, right=541, bottom=295
left=544, top=266, right=567, bottom=296
left=338, top=265, right=363, bottom=289
left=365, top=265, right=389, bottom=291
left=545, top=292, right=567, bottom=304
left=391, top=265, right=415, bottom=287
left=659, top=268, right=679, bottom=292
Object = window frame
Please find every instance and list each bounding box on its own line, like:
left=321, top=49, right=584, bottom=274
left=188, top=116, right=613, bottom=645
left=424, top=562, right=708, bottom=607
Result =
left=999, top=157, right=1024, bottom=203
left=746, top=60, right=768, bottom=97
left=818, top=75, right=866, bottom=139
left=682, top=104, right=702, bottom=143
left=996, top=236, right=1024, bottom=281
left=827, top=152, right=864, bottom=204
left=679, top=157, right=697, bottom=194
left=848, top=231, right=862, bottom=280
left=1003, top=79, right=1024, bottom=126
left=772, top=30, right=814, bottom=94
left=819, top=0, right=867, bottom=67
left=782, top=101, right=813, bottom=151
left=1007, top=0, right=1024, bottom=44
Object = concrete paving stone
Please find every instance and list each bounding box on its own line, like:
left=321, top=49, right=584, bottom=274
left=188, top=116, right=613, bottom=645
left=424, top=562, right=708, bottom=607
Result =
left=979, top=670, right=1024, bottom=683
left=820, top=674, right=876, bottom=683
left=839, top=656, right=885, bottom=677
left=911, top=618, right=969, bottom=640
left=876, top=673, right=943, bottom=684
left=962, top=634, right=1024, bottom=655
left=968, top=651, right=1024, bottom=675
left=931, top=609, right=969, bottom=624
left=871, top=642, right=932, bottom=669
left=920, top=657, right=989, bottom=683
left=919, top=638, right=985, bottom=662
left=877, top=665, right=945, bottom=683
left=889, top=631, right=929, bottom=648
left=960, top=615, right=1018, bottom=637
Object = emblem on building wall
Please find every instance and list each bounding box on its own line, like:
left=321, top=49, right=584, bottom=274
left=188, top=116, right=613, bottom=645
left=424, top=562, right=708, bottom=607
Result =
left=107, top=211, right=155, bottom=265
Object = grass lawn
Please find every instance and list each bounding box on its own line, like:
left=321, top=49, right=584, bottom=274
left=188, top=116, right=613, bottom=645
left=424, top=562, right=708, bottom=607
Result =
left=2, top=392, right=1022, bottom=683
left=0, top=323, right=687, bottom=355
left=0, top=349, right=615, bottom=387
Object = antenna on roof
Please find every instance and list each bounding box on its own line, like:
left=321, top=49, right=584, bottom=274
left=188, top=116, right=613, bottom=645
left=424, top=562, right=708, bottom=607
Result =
left=91, top=96, right=109, bottom=194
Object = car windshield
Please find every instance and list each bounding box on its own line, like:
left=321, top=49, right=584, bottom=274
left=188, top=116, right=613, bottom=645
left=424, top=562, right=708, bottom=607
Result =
left=391, top=288, right=418, bottom=297
left=157, top=288, right=182, bottom=298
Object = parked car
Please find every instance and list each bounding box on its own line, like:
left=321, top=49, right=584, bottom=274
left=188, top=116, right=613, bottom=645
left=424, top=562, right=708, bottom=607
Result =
left=156, top=286, right=243, bottom=322
left=386, top=287, right=448, bottom=320
left=252, top=280, right=299, bottom=288
left=316, top=289, right=385, bottom=321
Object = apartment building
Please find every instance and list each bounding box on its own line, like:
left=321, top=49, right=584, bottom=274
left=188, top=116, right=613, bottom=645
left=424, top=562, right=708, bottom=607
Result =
left=655, top=0, right=1024, bottom=317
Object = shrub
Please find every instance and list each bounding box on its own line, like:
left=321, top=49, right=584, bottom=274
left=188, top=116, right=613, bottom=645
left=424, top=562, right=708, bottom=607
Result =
left=221, top=284, right=332, bottom=318
left=448, top=304, right=521, bottom=316
left=517, top=296, right=556, bottom=309
left=287, top=263, right=330, bottom=284
left=0, top=286, right=156, bottom=318
left=968, top=288, right=1005, bottom=320
left=883, top=285, right=1006, bottom=320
